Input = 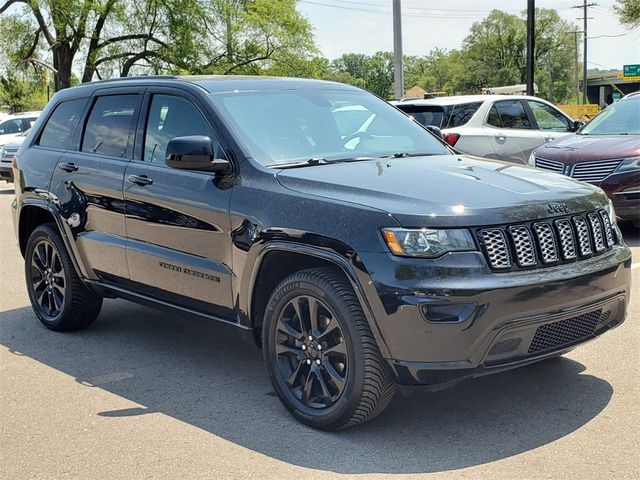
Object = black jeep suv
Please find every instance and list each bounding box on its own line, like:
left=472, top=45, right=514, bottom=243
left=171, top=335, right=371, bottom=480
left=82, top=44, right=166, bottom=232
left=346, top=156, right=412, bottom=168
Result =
left=11, top=76, right=632, bottom=430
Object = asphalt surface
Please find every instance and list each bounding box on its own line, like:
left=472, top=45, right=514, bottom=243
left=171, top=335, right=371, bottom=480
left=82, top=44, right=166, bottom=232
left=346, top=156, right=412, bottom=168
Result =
left=0, top=181, right=638, bottom=480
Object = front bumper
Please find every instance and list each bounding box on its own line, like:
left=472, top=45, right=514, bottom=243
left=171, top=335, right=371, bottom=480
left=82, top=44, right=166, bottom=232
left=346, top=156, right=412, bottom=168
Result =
left=600, top=171, right=640, bottom=223
left=0, top=164, right=13, bottom=180
left=357, top=244, right=632, bottom=389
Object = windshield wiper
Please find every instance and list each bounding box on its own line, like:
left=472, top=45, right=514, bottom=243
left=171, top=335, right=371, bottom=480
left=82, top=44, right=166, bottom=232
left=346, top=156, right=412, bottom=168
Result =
left=381, top=152, right=443, bottom=158
left=269, top=156, right=378, bottom=169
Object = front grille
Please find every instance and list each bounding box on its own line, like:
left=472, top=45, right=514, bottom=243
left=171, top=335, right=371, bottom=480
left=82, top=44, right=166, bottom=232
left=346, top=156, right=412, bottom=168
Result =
left=535, top=157, right=564, bottom=173
left=478, top=210, right=615, bottom=271
left=0, top=147, right=17, bottom=163
left=534, top=157, right=623, bottom=183
left=528, top=309, right=603, bottom=354
left=488, top=338, right=522, bottom=355
left=480, top=229, right=511, bottom=269
left=571, top=159, right=623, bottom=182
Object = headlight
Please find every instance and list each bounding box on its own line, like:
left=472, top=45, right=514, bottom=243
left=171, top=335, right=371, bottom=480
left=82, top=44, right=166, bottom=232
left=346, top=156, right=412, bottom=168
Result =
left=605, top=199, right=617, bottom=225
left=382, top=228, right=476, bottom=257
left=528, top=149, right=537, bottom=167
left=614, top=156, right=640, bottom=174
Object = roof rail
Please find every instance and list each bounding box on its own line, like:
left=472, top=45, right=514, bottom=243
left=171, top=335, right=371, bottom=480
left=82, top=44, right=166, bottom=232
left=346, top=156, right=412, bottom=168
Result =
left=81, top=75, right=180, bottom=85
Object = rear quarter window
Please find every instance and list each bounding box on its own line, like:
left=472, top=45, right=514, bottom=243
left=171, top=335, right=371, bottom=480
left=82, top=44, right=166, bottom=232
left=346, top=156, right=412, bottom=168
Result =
left=38, top=99, right=87, bottom=150
left=444, top=102, right=482, bottom=128
left=82, top=95, right=139, bottom=158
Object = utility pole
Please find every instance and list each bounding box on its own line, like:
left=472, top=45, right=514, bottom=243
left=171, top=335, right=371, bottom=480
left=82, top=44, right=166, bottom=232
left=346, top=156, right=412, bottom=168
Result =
left=573, top=1, right=596, bottom=104
left=569, top=30, right=582, bottom=103
left=392, top=0, right=404, bottom=100
left=526, top=0, right=535, bottom=96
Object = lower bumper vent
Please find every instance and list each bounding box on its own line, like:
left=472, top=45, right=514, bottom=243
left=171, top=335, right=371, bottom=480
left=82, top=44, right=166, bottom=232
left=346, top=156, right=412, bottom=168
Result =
left=528, top=309, right=604, bottom=354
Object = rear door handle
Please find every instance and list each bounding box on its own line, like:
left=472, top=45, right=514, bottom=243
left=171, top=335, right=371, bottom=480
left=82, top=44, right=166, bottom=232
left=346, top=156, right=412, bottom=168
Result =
left=495, top=135, right=506, bottom=142
left=58, top=162, right=78, bottom=172
left=127, top=174, right=153, bottom=186
left=544, top=136, right=555, bottom=142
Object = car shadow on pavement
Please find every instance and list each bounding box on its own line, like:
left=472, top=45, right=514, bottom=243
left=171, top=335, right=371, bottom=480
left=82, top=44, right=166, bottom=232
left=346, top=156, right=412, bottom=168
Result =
left=0, top=300, right=613, bottom=474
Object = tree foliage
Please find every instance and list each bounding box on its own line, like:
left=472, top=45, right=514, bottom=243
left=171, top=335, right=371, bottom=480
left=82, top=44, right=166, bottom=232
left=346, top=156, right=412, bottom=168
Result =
left=614, top=0, right=640, bottom=27
left=0, top=0, right=315, bottom=91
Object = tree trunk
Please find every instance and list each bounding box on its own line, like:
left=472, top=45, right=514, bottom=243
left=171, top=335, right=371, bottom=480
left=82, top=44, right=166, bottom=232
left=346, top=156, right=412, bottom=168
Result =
left=52, top=44, right=74, bottom=91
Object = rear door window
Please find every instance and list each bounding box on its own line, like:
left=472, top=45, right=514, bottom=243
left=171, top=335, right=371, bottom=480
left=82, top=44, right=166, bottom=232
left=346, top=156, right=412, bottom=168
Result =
left=526, top=100, right=571, bottom=131
left=445, top=102, right=482, bottom=128
left=39, top=99, right=87, bottom=150
left=396, top=105, right=450, bottom=128
left=82, top=95, right=139, bottom=158
left=486, top=100, right=531, bottom=129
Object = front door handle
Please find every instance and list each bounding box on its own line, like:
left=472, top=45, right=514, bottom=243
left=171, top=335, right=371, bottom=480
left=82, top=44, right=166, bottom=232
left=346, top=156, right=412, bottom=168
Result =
left=544, top=136, right=555, bottom=142
left=127, top=174, right=153, bottom=186
left=58, top=162, right=78, bottom=172
left=495, top=135, right=506, bottom=142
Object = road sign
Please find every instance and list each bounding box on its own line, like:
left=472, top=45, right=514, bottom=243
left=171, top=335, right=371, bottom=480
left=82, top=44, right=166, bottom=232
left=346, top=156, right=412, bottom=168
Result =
left=623, top=76, right=640, bottom=82
left=612, top=92, right=621, bottom=101
left=623, top=64, right=640, bottom=77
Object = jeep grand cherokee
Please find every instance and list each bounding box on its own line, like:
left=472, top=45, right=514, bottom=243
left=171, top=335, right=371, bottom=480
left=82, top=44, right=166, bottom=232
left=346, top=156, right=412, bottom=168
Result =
left=11, top=76, right=632, bottom=430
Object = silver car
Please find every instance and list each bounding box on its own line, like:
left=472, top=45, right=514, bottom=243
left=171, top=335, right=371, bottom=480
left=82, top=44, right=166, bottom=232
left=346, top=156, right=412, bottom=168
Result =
left=395, top=95, right=581, bottom=164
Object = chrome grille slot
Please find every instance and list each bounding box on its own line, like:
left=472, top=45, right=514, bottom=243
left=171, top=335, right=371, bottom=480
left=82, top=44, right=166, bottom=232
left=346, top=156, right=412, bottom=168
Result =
left=508, top=226, right=536, bottom=267
left=573, top=216, right=592, bottom=256
left=599, top=210, right=615, bottom=247
left=533, top=223, right=558, bottom=263
left=571, top=159, right=623, bottom=183
left=480, top=229, right=511, bottom=269
left=587, top=213, right=605, bottom=252
left=535, top=157, right=564, bottom=173
left=554, top=219, right=577, bottom=260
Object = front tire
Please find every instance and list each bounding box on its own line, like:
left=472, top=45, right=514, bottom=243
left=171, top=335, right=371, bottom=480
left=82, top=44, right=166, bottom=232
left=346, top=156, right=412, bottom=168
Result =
left=263, top=268, right=395, bottom=430
left=25, top=224, right=102, bottom=331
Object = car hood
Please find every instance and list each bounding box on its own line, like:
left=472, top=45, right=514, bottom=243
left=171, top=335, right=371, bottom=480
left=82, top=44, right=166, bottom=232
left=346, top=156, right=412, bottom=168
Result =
left=536, top=134, right=640, bottom=164
left=275, top=155, right=607, bottom=227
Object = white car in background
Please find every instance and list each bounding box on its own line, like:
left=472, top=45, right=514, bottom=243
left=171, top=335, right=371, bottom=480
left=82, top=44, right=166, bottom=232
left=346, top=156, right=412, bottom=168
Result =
left=0, top=111, right=40, bottom=147
left=0, top=128, right=30, bottom=183
left=395, top=95, right=581, bottom=164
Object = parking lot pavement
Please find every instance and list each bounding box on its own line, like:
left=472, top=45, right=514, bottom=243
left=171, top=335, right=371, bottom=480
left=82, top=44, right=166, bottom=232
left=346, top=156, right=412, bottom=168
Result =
left=0, top=181, right=638, bottom=480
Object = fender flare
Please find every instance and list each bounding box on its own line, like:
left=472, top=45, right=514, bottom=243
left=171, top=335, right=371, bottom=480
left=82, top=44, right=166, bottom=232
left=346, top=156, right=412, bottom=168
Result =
left=248, top=241, right=392, bottom=359
left=19, top=198, right=92, bottom=280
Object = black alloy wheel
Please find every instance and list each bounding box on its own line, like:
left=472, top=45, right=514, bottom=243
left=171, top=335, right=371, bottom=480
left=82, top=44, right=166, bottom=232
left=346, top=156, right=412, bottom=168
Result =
left=275, top=295, right=348, bottom=408
left=30, top=239, right=66, bottom=319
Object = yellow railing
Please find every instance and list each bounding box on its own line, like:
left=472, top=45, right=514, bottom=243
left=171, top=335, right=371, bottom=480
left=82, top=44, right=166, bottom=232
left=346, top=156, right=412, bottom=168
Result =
left=556, top=104, right=600, bottom=120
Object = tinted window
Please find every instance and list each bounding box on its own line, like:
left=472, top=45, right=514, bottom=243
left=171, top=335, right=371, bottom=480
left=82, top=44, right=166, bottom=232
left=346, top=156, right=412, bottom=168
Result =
left=82, top=95, right=138, bottom=157
left=487, top=100, right=531, bottom=129
left=144, top=95, right=220, bottom=164
left=445, top=102, right=482, bottom=128
left=39, top=99, right=86, bottom=149
left=396, top=104, right=450, bottom=129
left=527, top=101, right=571, bottom=131
left=0, top=118, right=30, bottom=135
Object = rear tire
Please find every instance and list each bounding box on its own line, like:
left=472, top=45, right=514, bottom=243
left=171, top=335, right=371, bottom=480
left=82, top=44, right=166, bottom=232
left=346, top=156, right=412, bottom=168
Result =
left=25, top=224, right=102, bottom=331
left=263, top=267, right=395, bottom=430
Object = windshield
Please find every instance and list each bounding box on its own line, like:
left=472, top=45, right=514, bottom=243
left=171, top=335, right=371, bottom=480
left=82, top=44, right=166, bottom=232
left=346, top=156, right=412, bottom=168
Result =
left=212, top=89, right=450, bottom=165
left=579, top=99, right=640, bottom=135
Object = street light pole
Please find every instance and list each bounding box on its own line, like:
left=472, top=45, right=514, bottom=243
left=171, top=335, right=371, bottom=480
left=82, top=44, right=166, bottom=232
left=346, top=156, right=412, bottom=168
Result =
left=393, top=0, right=404, bottom=100
left=526, top=0, right=535, bottom=96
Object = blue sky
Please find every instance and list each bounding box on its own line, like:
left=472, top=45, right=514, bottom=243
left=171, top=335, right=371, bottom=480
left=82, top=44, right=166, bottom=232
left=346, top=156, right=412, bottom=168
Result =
left=297, top=0, right=640, bottom=70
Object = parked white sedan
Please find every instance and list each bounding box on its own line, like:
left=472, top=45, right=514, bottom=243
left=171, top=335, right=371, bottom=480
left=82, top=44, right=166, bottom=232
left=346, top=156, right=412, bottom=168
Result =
left=395, top=95, right=580, bottom=164
left=0, top=111, right=40, bottom=147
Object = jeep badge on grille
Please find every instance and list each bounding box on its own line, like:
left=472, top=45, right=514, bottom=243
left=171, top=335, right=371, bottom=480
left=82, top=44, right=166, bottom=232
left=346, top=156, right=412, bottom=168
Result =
left=547, top=203, right=569, bottom=215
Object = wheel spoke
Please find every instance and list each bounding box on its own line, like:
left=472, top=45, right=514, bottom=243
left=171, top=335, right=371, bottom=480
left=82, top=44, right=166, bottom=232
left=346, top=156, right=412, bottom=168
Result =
left=315, top=368, right=333, bottom=403
left=34, top=244, right=47, bottom=271
left=317, top=316, right=340, bottom=340
left=277, top=319, right=303, bottom=341
left=275, top=341, right=302, bottom=358
left=323, top=339, right=347, bottom=356
left=308, top=296, right=320, bottom=334
left=52, top=289, right=63, bottom=311
left=286, top=361, right=305, bottom=386
left=53, top=283, right=65, bottom=297
left=323, top=360, right=346, bottom=390
left=32, top=278, right=45, bottom=291
left=291, top=297, right=308, bottom=336
left=302, top=368, right=315, bottom=405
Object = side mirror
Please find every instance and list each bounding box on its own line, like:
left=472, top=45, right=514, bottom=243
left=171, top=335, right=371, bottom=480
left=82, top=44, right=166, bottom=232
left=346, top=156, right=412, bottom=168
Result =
left=426, top=125, right=443, bottom=139
left=165, top=135, right=230, bottom=173
left=572, top=120, right=585, bottom=132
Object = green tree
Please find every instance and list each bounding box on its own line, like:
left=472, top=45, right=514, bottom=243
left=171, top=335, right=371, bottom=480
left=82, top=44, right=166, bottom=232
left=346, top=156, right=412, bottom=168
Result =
left=614, top=0, right=640, bottom=27
left=0, top=0, right=315, bottom=90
